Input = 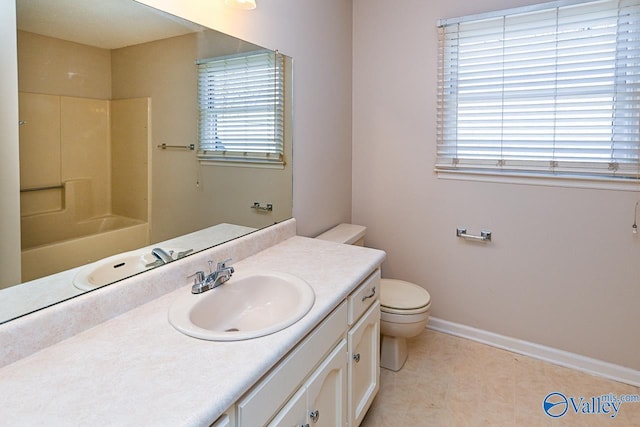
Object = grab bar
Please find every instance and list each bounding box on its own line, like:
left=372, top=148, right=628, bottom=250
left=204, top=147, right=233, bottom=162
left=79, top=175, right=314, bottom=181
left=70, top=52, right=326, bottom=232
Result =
left=456, top=227, right=492, bottom=242
left=20, top=184, right=64, bottom=193
left=157, top=143, right=195, bottom=150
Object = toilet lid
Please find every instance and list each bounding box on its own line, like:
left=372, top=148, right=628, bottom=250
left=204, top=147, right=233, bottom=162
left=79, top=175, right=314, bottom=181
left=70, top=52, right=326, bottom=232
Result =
left=380, top=278, right=431, bottom=311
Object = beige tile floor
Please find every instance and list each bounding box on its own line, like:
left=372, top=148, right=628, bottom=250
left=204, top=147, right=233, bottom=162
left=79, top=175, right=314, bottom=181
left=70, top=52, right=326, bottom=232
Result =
left=361, top=329, right=640, bottom=427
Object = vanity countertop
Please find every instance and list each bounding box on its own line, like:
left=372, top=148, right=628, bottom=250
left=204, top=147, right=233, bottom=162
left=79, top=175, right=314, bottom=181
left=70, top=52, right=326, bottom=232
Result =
left=0, top=236, right=385, bottom=426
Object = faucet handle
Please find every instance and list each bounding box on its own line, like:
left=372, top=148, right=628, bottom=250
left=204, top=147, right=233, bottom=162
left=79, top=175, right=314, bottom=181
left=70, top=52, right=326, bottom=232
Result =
left=217, top=258, right=232, bottom=270
left=208, top=258, right=232, bottom=271
left=188, top=271, right=206, bottom=285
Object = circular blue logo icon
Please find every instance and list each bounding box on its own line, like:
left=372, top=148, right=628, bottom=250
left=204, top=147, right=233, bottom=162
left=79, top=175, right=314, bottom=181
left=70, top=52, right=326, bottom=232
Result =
left=543, top=392, right=568, bottom=418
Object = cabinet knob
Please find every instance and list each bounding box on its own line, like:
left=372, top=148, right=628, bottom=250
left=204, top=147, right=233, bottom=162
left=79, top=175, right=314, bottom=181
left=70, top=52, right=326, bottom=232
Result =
left=309, top=409, right=320, bottom=423
left=353, top=353, right=361, bottom=363
left=361, top=286, right=376, bottom=301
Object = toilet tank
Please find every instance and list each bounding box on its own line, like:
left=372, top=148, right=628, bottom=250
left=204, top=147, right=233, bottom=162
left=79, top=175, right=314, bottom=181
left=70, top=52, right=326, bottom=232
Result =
left=315, top=224, right=367, bottom=246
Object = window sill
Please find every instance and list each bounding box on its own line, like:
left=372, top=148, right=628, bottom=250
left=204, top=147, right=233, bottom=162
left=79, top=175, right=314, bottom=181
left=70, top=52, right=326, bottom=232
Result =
left=435, top=169, right=640, bottom=192
left=199, top=159, right=285, bottom=170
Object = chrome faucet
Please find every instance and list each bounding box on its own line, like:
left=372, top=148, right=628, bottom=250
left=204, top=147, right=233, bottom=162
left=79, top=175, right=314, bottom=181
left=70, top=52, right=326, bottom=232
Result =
left=146, top=248, right=194, bottom=268
left=152, top=247, right=174, bottom=264
left=190, top=258, right=234, bottom=294
left=145, top=247, right=174, bottom=267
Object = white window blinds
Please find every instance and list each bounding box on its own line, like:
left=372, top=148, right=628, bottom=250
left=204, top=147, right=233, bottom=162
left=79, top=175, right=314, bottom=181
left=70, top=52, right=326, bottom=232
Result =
left=197, top=50, right=285, bottom=164
left=436, top=0, right=640, bottom=179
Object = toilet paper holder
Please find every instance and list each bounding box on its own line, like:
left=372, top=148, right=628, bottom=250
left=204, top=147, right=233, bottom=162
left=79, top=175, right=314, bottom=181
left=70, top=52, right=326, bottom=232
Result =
left=456, top=227, right=492, bottom=242
left=251, top=202, right=273, bottom=212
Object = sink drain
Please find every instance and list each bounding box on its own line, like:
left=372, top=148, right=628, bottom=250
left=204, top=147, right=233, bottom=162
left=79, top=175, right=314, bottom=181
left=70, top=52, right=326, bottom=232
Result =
left=225, top=328, right=240, bottom=332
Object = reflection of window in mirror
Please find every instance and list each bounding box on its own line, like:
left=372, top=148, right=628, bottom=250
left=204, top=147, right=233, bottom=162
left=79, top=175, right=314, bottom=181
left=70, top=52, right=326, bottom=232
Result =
left=197, top=50, right=285, bottom=167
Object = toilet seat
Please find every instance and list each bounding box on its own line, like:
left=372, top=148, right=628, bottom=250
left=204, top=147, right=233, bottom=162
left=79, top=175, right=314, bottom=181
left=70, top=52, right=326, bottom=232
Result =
left=381, top=309, right=430, bottom=324
left=380, top=279, right=431, bottom=315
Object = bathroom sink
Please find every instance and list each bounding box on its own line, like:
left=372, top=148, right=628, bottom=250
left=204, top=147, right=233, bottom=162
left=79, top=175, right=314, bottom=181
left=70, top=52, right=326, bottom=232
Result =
left=73, top=248, right=188, bottom=291
left=168, top=272, right=315, bottom=341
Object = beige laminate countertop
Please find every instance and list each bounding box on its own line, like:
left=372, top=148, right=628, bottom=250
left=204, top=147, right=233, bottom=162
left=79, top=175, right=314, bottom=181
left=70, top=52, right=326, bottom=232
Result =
left=0, top=236, right=385, bottom=426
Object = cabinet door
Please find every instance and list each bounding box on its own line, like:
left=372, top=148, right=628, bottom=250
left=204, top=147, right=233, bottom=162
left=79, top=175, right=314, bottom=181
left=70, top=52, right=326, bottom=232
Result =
left=348, top=301, right=380, bottom=427
left=267, top=386, right=307, bottom=427
left=305, top=339, right=348, bottom=427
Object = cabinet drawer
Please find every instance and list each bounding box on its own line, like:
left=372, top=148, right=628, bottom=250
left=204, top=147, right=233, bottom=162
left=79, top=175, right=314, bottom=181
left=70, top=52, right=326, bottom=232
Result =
left=237, top=301, right=348, bottom=427
left=210, top=410, right=233, bottom=427
left=348, top=269, right=380, bottom=325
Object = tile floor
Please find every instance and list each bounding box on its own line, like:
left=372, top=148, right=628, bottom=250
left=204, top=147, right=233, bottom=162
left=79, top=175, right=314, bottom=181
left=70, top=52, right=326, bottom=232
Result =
left=360, top=329, right=640, bottom=427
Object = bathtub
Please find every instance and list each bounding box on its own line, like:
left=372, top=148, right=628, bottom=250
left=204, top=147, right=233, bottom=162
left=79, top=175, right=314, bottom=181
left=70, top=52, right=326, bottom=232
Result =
left=21, top=215, right=149, bottom=282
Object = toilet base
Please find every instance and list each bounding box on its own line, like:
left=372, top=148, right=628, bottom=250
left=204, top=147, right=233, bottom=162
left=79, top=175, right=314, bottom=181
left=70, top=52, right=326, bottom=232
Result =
left=380, top=335, right=408, bottom=371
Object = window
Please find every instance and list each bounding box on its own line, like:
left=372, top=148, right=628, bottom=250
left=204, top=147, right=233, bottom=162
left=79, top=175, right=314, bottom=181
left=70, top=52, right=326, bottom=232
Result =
left=197, top=50, right=285, bottom=166
left=436, top=0, right=640, bottom=181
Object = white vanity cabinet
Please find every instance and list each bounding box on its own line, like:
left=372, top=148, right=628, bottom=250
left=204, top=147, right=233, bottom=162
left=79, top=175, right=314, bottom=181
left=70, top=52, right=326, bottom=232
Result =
left=236, top=301, right=349, bottom=427
left=234, top=269, right=381, bottom=427
left=268, top=339, right=348, bottom=427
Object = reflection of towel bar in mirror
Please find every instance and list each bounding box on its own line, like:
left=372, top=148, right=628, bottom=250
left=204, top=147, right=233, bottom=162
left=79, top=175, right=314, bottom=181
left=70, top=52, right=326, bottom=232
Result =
left=157, top=143, right=195, bottom=150
left=456, top=227, right=492, bottom=242
left=251, top=202, right=273, bottom=212
left=20, top=184, right=64, bottom=193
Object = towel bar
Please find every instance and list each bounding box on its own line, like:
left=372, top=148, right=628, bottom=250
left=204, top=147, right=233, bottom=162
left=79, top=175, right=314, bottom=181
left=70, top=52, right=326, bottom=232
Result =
left=456, top=227, right=491, bottom=242
left=20, top=184, right=64, bottom=193
left=157, top=143, right=195, bottom=150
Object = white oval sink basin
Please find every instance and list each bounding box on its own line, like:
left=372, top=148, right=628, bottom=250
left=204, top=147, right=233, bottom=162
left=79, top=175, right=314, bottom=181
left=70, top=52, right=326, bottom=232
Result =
left=168, top=272, right=315, bottom=341
left=73, top=248, right=187, bottom=291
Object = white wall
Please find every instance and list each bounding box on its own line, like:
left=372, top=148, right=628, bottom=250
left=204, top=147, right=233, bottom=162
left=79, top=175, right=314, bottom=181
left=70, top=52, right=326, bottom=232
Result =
left=137, top=0, right=354, bottom=238
left=353, top=0, right=640, bottom=370
left=0, top=1, right=22, bottom=289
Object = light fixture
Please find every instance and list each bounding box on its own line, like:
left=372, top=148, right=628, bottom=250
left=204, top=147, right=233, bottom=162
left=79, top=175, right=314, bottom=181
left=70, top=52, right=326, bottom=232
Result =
left=225, top=0, right=257, bottom=10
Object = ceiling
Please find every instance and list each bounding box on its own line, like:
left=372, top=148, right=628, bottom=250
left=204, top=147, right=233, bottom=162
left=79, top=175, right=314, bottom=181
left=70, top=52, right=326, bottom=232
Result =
left=16, top=0, right=206, bottom=49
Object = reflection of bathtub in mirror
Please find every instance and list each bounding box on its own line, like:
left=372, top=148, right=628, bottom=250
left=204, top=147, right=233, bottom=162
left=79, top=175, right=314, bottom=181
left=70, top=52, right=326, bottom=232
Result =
left=1, top=222, right=256, bottom=323
left=21, top=178, right=150, bottom=282
left=22, top=215, right=149, bottom=282
left=19, top=94, right=152, bottom=282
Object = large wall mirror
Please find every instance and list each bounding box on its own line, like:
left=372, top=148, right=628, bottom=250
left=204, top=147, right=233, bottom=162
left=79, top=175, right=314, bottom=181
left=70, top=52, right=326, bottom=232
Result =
left=1, top=0, right=293, bottom=323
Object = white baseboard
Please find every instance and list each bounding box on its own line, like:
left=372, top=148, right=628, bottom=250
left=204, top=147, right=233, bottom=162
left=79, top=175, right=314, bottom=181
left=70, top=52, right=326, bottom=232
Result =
left=427, top=317, right=640, bottom=388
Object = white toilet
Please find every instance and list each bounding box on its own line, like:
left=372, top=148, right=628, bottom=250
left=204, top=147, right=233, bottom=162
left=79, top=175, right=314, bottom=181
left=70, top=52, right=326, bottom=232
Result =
left=316, top=224, right=431, bottom=371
